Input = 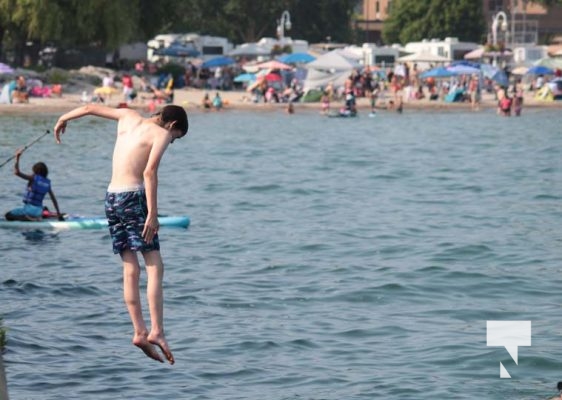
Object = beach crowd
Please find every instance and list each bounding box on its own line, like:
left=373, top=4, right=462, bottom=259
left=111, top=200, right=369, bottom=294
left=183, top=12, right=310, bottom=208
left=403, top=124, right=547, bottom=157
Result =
left=1, top=56, right=561, bottom=115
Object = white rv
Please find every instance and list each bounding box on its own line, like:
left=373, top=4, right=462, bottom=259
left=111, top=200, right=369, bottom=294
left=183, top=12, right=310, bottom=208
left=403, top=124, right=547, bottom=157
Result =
left=180, top=33, right=233, bottom=60
left=147, top=33, right=233, bottom=62
left=147, top=33, right=183, bottom=62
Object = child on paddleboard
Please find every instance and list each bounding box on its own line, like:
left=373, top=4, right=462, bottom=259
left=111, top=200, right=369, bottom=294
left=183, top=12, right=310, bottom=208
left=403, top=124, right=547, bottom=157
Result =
left=54, top=104, right=188, bottom=365
left=5, top=149, right=64, bottom=221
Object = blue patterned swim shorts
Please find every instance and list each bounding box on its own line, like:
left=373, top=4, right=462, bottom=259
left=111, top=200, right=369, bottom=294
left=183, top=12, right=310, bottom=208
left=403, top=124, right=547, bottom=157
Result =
left=105, top=188, right=160, bottom=255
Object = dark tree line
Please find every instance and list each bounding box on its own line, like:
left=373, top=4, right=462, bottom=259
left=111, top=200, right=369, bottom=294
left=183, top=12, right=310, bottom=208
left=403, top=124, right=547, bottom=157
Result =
left=1, top=0, right=360, bottom=65
left=1, top=0, right=560, bottom=66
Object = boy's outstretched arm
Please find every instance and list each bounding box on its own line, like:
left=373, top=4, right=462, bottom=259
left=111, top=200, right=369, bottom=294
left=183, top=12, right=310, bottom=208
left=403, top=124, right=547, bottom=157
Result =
left=54, top=105, right=131, bottom=143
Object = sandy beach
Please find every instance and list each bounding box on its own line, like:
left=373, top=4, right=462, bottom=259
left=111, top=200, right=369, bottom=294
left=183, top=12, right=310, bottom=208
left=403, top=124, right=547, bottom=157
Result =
left=0, top=86, right=560, bottom=116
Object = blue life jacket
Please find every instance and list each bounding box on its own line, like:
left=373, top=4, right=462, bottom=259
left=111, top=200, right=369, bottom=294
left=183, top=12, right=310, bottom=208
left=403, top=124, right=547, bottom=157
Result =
left=23, top=175, right=50, bottom=207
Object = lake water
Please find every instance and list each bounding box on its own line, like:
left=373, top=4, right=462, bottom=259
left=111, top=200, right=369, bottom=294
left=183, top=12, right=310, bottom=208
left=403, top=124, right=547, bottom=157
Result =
left=1, top=106, right=562, bottom=399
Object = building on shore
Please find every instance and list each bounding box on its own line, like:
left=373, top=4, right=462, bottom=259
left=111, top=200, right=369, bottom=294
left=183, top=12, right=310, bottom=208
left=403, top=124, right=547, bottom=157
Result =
left=403, top=37, right=479, bottom=62
left=357, top=0, right=562, bottom=47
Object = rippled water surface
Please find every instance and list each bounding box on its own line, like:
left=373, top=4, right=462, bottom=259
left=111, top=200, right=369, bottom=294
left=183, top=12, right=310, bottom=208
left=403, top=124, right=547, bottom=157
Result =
left=1, top=107, right=562, bottom=399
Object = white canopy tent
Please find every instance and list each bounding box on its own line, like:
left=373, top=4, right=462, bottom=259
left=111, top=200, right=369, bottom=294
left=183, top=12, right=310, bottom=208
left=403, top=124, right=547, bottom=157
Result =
left=302, top=69, right=351, bottom=93
left=463, top=47, right=485, bottom=60
left=228, top=43, right=270, bottom=57
left=305, top=50, right=360, bottom=71
left=302, top=50, right=360, bottom=93
left=397, top=51, right=450, bottom=63
left=534, top=57, right=562, bottom=70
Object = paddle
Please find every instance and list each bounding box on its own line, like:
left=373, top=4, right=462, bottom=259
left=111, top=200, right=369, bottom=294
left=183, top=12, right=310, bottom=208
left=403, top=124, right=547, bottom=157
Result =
left=0, top=129, right=50, bottom=169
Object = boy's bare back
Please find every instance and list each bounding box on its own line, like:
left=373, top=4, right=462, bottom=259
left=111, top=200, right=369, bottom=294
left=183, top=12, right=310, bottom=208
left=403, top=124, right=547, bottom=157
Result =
left=54, top=105, right=173, bottom=189
left=111, top=112, right=170, bottom=188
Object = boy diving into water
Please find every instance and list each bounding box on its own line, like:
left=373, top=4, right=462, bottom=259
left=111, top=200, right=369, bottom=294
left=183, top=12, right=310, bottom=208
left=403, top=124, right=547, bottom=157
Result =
left=54, top=104, right=188, bottom=364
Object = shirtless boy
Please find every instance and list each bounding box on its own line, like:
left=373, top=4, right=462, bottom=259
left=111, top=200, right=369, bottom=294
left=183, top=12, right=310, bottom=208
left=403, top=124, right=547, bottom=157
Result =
left=54, top=104, right=188, bottom=364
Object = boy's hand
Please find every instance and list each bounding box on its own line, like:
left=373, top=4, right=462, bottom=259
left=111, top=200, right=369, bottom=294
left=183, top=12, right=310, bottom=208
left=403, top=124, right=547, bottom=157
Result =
left=54, top=119, right=67, bottom=143
left=142, top=214, right=159, bottom=243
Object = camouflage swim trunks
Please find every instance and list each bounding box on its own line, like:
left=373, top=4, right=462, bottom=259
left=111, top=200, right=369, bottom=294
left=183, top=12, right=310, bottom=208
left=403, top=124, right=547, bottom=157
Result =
left=105, top=188, right=160, bottom=254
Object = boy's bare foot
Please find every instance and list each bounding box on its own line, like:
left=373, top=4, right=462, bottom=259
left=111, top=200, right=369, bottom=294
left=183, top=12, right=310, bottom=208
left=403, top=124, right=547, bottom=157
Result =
left=148, top=333, right=175, bottom=365
left=133, top=334, right=164, bottom=363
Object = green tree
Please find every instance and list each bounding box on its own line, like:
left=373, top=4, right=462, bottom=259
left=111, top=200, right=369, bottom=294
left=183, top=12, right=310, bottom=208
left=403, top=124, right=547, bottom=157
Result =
left=383, top=0, right=486, bottom=45
left=0, top=0, right=178, bottom=64
left=170, top=0, right=358, bottom=44
left=1, top=0, right=362, bottom=66
left=168, top=0, right=289, bottom=43
left=287, top=0, right=359, bottom=43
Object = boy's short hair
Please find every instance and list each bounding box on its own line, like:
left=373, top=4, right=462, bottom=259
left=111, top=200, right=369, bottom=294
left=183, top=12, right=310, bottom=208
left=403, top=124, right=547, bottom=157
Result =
left=161, top=105, right=188, bottom=136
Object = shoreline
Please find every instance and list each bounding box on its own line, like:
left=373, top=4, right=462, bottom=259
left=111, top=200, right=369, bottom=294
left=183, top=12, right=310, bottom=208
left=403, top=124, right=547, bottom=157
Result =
left=0, top=88, right=560, bottom=116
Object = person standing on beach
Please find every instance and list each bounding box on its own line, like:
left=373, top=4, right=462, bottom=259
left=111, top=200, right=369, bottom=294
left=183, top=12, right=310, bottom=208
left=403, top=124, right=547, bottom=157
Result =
left=513, top=78, right=524, bottom=116
left=53, top=104, right=188, bottom=364
left=468, top=74, right=480, bottom=111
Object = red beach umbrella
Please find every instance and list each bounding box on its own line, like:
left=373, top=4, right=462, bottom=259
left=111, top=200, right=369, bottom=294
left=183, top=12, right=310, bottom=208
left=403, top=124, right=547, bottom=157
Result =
left=264, top=72, right=282, bottom=82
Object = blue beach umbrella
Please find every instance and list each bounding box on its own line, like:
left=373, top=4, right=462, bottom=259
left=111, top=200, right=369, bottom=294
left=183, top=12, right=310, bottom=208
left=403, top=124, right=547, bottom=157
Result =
left=201, top=56, right=236, bottom=69
left=277, top=52, right=316, bottom=64
left=233, top=73, right=256, bottom=83
left=419, top=66, right=457, bottom=79
left=449, top=60, right=481, bottom=69
left=480, top=64, right=509, bottom=86
left=447, top=64, right=480, bottom=75
left=525, top=65, right=554, bottom=75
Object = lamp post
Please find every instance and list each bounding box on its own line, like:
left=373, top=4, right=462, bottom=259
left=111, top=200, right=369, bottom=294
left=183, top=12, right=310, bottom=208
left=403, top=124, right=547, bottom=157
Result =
left=276, top=10, right=292, bottom=41
left=491, top=11, right=509, bottom=67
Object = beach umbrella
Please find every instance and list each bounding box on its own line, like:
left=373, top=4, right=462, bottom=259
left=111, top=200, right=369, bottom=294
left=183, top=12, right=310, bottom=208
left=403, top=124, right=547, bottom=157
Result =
left=0, top=62, right=14, bottom=75
left=201, top=56, right=236, bottom=68
left=264, top=72, right=282, bottom=82
left=233, top=73, right=256, bottom=83
left=228, top=43, right=270, bottom=57
left=447, top=64, right=480, bottom=75
left=480, top=64, right=509, bottom=86
left=277, top=52, right=316, bottom=64
left=511, top=66, right=529, bottom=75
left=94, top=86, right=118, bottom=95
left=419, top=66, right=457, bottom=79
left=449, top=60, right=481, bottom=68
left=526, top=65, right=554, bottom=75
left=254, top=60, right=292, bottom=70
